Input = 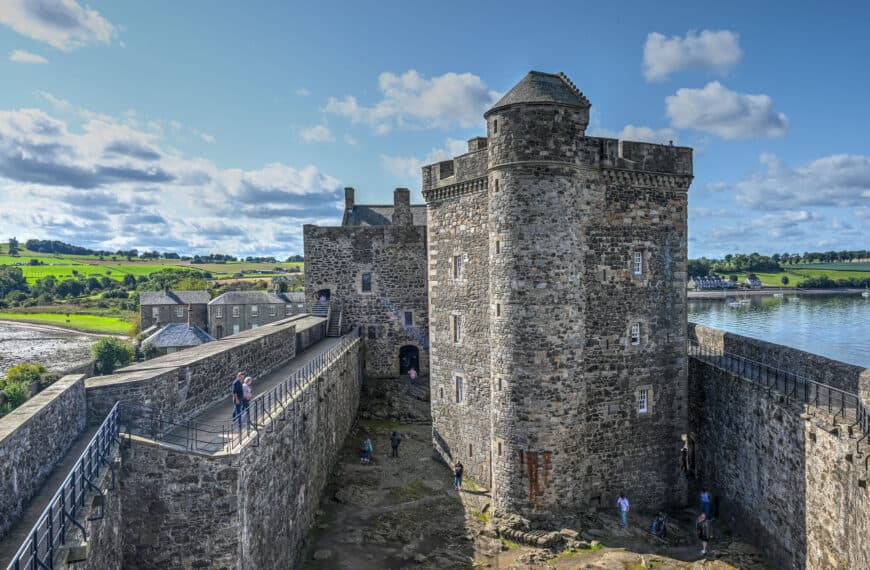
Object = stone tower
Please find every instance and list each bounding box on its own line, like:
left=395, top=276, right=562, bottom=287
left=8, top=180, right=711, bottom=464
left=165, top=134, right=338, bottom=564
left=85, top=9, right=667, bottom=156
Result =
left=424, top=71, right=693, bottom=521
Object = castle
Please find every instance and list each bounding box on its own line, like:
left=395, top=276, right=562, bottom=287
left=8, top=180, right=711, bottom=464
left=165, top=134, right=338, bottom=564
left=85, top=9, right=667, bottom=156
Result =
left=305, top=70, right=694, bottom=518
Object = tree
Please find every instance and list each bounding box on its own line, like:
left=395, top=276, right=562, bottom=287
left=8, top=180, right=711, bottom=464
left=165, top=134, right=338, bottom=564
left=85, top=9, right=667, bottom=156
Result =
left=8, top=237, right=19, bottom=255
left=0, top=266, right=28, bottom=298
left=781, top=276, right=790, bottom=285
left=92, top=337, right=134, bottom=375
left=123, top=273, right=137, bottom=289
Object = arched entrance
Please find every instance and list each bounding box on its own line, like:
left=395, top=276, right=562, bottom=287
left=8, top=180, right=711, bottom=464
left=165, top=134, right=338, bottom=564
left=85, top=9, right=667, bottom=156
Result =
left=399, top=345, right=419, bottom=375
left=316, top=288, right=331, bottom=302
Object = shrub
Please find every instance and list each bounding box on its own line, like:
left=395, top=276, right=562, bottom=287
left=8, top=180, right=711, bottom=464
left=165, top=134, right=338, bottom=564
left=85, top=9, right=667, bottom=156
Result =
left=3, top=382, right=29, bottom=408
left=128, top=313, right=141, bottom=337
left=92, top=337, right=135, bottom=375
left=3, top=363, right=46, bottom=389
left=781, top=276, right=790, bottom=285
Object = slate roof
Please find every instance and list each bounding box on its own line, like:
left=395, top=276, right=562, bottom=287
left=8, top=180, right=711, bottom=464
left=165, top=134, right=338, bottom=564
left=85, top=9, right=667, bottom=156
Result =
left=342, top=204, right=427, bottom=227
left=487, top=71, right=590, bottom=114
left=142, top=323, right=215, bottom=349
left=139, top=290, right=212, bottom=306
left=208, top=291, right=305, bottom=305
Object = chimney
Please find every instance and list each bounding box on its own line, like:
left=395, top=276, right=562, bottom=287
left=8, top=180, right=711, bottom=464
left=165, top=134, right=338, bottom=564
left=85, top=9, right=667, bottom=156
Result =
left=187, top=303, right=192, bottom=327
left=467, top=137, right=488, bottom=152
left=392, top=188, right=412, bottom=226
left=344, top=187, right=355, bottom=211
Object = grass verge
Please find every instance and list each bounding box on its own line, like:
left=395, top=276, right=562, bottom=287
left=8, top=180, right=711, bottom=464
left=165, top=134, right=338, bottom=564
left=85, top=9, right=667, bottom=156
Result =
left=0, top=312, right=131, bottom=334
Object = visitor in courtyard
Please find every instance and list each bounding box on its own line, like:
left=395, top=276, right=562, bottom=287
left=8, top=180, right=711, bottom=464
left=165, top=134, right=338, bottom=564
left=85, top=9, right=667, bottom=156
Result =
left=617, top=494, right=630, bottom=528
left=453, top=461, right=464, bottom=491
left=408, top=367, right=417, bottom=381
left=361, top=437, right=373, bottom=463
left=700, top=488, right=712, bottom=518
left=390, top=431, right=401, bottom=457
left=231, top=372, right=245, bottom=422
left=696, top=512, right=712, bottom=556
left=242, top=376, right=253, bottom=411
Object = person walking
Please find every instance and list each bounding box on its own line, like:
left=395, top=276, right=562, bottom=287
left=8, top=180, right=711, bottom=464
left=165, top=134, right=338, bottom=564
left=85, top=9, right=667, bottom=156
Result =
left=700, top=488, right=712, bottom=518
left=408, top=368, right=418, bottom=381
left=696, top=512, right=712, bottom=556
left=360, top=437, right=373, bottom=463
left=617, top=494, right=630, bottom=528
left=453, top=462, right=464, bottom=491
left=390, top=431, right=401, bottom=458
left=231, top=372, right=245, bottom=422
left=242, top=376, right=253, bottom=412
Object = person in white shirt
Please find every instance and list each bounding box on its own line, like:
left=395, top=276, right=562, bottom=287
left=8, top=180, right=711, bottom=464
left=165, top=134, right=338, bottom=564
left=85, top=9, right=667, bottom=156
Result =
left=617, top=494, right=630, bottom=528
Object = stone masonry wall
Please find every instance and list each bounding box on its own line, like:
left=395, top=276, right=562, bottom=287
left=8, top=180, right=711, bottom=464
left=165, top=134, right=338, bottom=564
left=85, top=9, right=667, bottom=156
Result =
left=0, top=374, right=86, bottom=541
left=304, top=224, right=428, bottom=378
left=690, top=322, right=869, bottom=394
left=141, top=303, right=208, bottom=331
left=85, top=317, right=311, bottom=424
left=689, top=330, right=870, bottom=570
left=427, top=186, right=492, bottom=486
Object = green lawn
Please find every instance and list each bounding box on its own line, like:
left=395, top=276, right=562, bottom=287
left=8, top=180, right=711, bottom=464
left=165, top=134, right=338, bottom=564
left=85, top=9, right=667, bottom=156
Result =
left=786, top=262, right=870, bottom=271
left=0, top=312, right=132, bottom=334
left=18, top=265, right=123, bottom=284
left=723, top=268, right=870, bottom=288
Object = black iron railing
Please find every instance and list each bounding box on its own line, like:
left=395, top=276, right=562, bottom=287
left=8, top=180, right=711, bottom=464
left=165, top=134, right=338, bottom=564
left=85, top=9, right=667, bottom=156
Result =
left=122, top=335, right=359, bottom=453
left=6, top=402, right=120, bottom=570
left=689, top=340, right=870, bottom=458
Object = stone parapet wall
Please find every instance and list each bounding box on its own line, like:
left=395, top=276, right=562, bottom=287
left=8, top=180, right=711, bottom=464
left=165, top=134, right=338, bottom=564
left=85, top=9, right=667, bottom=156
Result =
left=689, top=344, right=870, bottom=569
left=0, top=374, right=86, bottom=541
left=85, top=317, right=312, bottom=424
left=689, top=322, right=870, bottom=395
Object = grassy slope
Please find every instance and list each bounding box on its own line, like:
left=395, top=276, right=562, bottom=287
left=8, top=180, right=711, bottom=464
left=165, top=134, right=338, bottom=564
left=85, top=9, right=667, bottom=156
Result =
left=724, top=268, right=870, bottom=287
left=0, top=312, right=131, bottom=334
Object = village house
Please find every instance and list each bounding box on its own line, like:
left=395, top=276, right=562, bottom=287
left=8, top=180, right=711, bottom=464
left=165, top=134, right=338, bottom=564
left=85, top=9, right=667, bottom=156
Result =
left=207, top=291, right=305, bottom=338
left=139, top=290, right=211, bottom=330
left=141, top=322, right=215, bottom=357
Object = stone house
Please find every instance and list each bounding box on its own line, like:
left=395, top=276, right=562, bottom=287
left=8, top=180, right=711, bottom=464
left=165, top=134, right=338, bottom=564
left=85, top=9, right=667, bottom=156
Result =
left=207, top=291, right=305, bottom=339
left=139, top=290, right=211, bottom=330
left=304, top=187, right=429, bottom=377
left=141, top=323, right=215, bottom=357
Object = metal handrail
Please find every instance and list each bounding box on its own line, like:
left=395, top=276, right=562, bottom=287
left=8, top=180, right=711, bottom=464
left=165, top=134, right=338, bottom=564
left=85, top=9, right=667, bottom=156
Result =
left=6, top=402, right=121, bottom=570
left=688, top=340, right=870, bottom=453
left=121, top=336, right=359, bottom=453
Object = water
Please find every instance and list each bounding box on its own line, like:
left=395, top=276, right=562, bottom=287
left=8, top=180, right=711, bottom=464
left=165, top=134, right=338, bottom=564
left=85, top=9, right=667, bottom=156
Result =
left=688, top=294, right=870, bottom=367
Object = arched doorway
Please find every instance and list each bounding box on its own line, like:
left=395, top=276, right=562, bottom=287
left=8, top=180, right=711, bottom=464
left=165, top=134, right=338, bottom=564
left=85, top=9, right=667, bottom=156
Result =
left=399, top=345, right=419, bottom=375
left=316, top=288, right=331, bottom=302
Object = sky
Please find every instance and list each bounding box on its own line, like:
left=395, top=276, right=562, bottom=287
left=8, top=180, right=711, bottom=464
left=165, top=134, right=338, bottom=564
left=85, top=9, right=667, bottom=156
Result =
left=0, top=0, right=867, bottom=259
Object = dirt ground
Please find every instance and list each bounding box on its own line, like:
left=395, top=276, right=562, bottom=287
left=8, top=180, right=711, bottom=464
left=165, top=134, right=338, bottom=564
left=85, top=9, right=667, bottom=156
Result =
left=302, top=419, right=774, bottom=570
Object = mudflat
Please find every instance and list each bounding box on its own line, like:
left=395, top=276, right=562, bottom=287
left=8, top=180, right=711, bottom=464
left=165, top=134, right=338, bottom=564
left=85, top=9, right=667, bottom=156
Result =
left=0, top=321, right=95, bottom=376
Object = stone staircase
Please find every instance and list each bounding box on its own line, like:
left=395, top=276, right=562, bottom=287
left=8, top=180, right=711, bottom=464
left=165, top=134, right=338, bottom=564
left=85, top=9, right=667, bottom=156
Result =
left=327, top=305, right=343, bottom=337
left=311, top=300, right=329, bottom=318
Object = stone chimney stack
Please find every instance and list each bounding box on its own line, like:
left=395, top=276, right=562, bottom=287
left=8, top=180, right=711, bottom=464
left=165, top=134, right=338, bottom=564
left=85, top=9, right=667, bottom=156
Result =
left=467, top=137, right=488, bottom=152
left=392, top=188, right=412, bottom=226
left=344, top=187, right=355, bottom=211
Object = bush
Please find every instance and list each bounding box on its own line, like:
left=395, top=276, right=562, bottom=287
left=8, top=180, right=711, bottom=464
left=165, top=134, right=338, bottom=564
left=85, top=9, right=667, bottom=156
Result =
left=3, top=363, right=46, bottom=389
left=3, top=382, right=29, bottom=408
left=781, top=276, right=789, bottom=285
left=92, top=337, right=135, bottom=375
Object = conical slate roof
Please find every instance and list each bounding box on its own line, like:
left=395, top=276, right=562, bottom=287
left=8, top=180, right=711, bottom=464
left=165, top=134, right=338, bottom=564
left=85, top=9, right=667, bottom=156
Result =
left=487, top=71, right=590, bottom=114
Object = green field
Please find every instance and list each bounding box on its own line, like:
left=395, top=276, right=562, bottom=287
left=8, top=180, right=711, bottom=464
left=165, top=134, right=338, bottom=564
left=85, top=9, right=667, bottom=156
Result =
left=786, top=262, right=870, bottom=271
left=0, top=312, right=132, bottom=334
left=724, top=268, right=870, bottom=288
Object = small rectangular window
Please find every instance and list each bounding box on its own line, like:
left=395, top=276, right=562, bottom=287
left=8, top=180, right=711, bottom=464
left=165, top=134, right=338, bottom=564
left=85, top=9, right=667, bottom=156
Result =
left=497, top=441, right=502, bottom=456
left=440, top=387, right=444, bottom=400
left=404, top=311, right=413, bottom=326
left=468, top=444, right=473, bottom=457
left=494, top=179, right=499, bottom=192
left=251, top=305, right=259, bottom=317
left=497, top=377, right=503, bottom=391
left=631, top=322, right=641, bottom=345
left=368, top=326, right=377, bottom=339
left=285, top=304, right=292, bottom=316
left=638, top=388, right=649, bottom=413
left=495, top=303, right=501, bottom=317
left=495, top=240, right=501, bottom=254
left=215, top=306, right=223, bottom=318
left=361, top=273, right=372, bottom=292
left=453, top=255, right=462, bottom=279
left=152, top=307, right=159, bottom=319
left=455, top=376, right=464, bottom=403
left=633, top=252, right=643, bottom=275
left=493, top=119, right=498, bottom=134
left=232, top=306, right=240, bottom=318
left=453, top=315, right=462, bottom=343
left=269, top=305, right=276, bottom=317
left=175, top=306, right=184, bottom=318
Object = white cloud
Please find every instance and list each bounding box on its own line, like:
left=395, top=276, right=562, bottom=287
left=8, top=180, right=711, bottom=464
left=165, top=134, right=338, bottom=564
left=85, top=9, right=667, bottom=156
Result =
left=9, top=49, right=48, bottom=64
left=295, top=88, right=311, bottom=97
left=343, top=134, right=357, bottom=146
left=666, top=82, right=788, bottom=139
left=381, top=138, right=468, bottom=180
left=300, top=125, right=334, bottom=143
left=644, top=30, right=742, bottom=81
left=590, top=124, right=677, bottom=144
left=0, top=0, right=118, bottom=51
left=734, top=153, right=870, bottom=210
left=199, top=132, right=215, bottom=144
left=326, top=70, right=500, bottom=133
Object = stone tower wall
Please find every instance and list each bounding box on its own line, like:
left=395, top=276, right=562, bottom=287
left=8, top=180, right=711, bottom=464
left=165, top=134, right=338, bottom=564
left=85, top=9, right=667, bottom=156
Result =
left=304, top=225, right=429, bottom=377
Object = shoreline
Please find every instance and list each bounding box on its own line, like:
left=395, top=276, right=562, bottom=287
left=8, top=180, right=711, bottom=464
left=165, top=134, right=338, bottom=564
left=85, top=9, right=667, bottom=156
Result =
left=688, top=288, right=866, bottom=300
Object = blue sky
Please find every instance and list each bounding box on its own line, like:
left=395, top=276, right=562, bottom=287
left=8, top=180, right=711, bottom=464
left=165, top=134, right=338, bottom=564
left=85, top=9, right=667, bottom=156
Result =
left=0, top=0, right=867, bottom=258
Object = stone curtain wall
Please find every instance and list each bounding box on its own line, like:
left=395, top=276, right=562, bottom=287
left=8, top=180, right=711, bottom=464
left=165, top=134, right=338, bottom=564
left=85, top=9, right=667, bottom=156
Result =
left=688, top=329, right=870, bottom=569
left=120, top=437, right=239, bottom=569
left=238, top=340, right=362, bottom=569
left=0, top=374, right=86, bottom=541
left=426, top=186, right=492, bottom=486
left=303, top=225, right=429, bottom=377
left=690, top=322, right=870, bottom=394
left=86, top=317, right=310, bottom=424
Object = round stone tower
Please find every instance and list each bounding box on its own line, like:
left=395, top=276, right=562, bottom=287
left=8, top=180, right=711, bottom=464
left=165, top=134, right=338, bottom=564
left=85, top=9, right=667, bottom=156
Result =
left=485, top=71, right=594, bottom=519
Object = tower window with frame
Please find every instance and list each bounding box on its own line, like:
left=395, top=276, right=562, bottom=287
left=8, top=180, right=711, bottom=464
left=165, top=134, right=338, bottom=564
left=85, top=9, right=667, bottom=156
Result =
left=494, top=179, right=499, bottom=193
left=493, top=119, right=498, bottom=134
left=631, top=322, right=641, bottom=346
left=496, top=377, right=503, bottom=391
left=232, top=306, right=240, bottom=318
left=633, top=252, right=643, bottom=276
left=455, top=376, right=464, bottom=403
left=497, top=441, right=502, bottom=456
left=638, top=388, right=649, bottom=414
left=452, top=314, right=462, bottom=344
left=495, top=303, right=501, bottom=318
left=269, top=305, right=276, bottom=317
left=404, top=311, right=413, bottom=326
left=453, top=255, right=462, bottom=280
left=495, top=239, right=501, bottom=254
left=361, top=273, right=372, bottom=292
